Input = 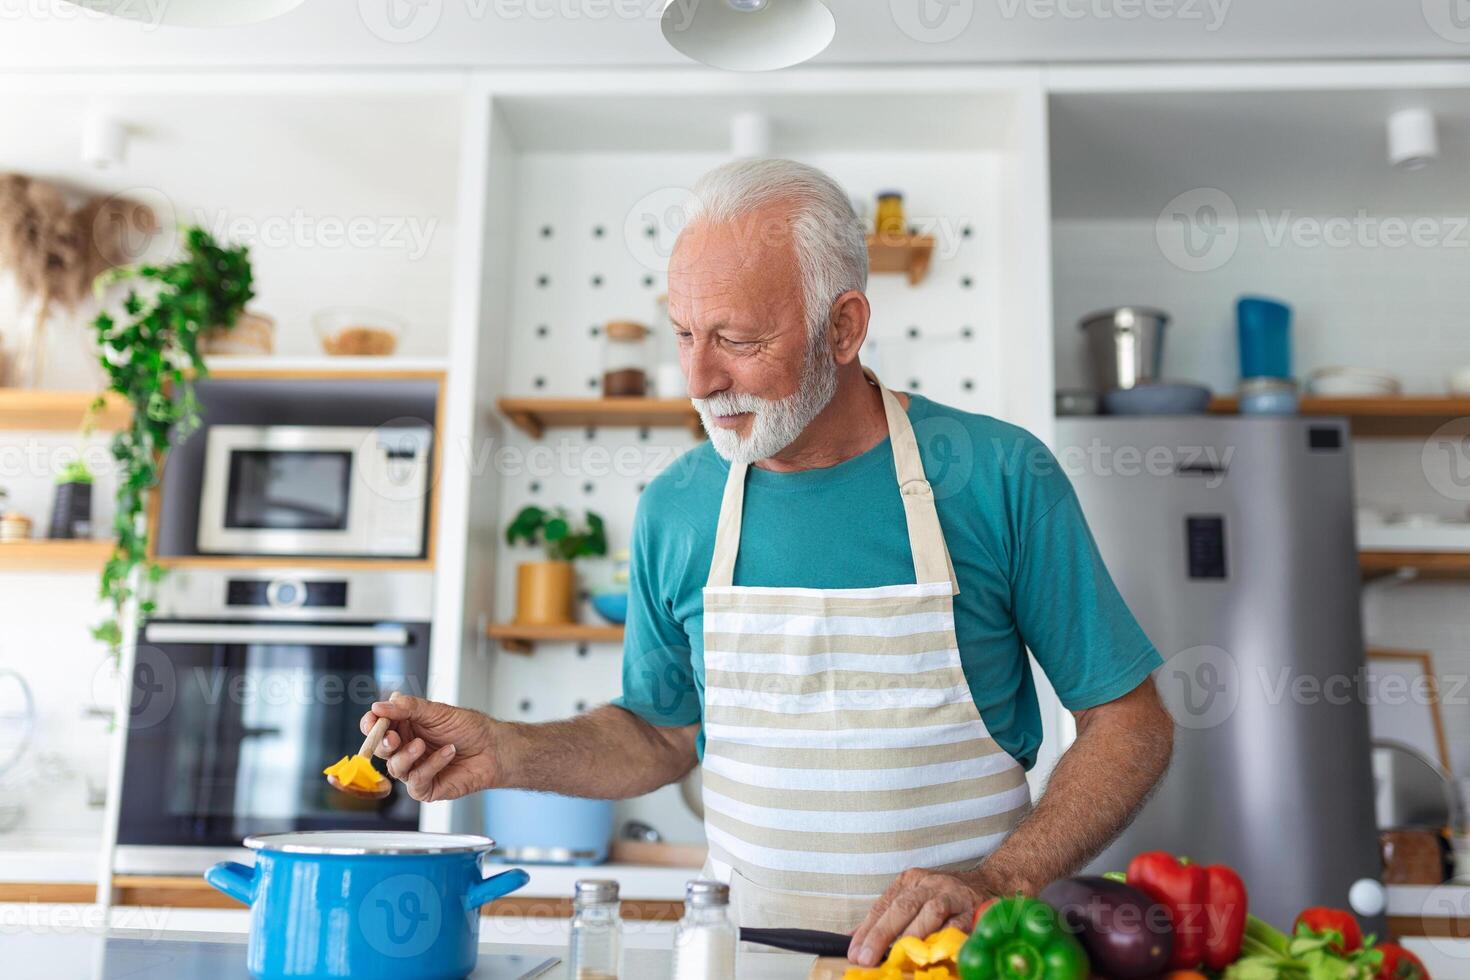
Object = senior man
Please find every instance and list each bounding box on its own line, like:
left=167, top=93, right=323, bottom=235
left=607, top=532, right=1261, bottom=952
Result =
left=360, top=159, right=1173, bottom=966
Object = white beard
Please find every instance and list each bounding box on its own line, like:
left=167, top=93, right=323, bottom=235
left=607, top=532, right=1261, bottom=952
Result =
left=693, top=338, right=839, bottom=465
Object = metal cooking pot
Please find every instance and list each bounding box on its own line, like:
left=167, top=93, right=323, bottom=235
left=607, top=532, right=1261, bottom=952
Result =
left=1078, top=306, right=1170, bottom=391
left=205, top=831, right=529, bottom=980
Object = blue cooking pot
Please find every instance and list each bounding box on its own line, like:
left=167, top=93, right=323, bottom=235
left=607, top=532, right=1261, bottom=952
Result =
left=205, top=831, right=529, bottom=980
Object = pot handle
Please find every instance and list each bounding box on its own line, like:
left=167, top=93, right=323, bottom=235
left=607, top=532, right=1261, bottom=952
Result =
left=464, top=868, right=530, bottom=912
left=204, top=861, right=258, bottom=907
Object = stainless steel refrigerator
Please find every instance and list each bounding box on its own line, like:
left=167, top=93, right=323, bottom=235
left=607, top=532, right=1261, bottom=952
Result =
left=1058, top=416, right=1384, bottom=930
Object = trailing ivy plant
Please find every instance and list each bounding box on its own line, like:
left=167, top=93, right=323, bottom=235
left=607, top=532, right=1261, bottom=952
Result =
left=87, top=227, right=253, bottom=658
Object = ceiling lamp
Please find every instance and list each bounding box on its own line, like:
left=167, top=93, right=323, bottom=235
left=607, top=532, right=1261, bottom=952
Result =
left=1387, top=108, right=1438, bottom=171
left=661, top=0, right=835, bottom=72
left=60, top=0, right=306, bottom=27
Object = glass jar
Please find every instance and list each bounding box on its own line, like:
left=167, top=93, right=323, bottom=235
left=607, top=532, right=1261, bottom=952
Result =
left=568, top=879, right=622, bottom=980
left=874, top=191, right=905, bottom=236
left=670, top=880, right=737, bottom=980
left=602, top=320, right=651, bottom=398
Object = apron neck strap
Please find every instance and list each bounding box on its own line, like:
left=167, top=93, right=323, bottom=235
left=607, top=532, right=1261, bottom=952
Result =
left=705, top=369, right=958, bottom=593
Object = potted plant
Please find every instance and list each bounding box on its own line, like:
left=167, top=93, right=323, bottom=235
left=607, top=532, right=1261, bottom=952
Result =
left=47, top=458, right=93, bottom=540
left=88, top=226, right=253, bottom=657
left=505, top=507, right=606, bottom=625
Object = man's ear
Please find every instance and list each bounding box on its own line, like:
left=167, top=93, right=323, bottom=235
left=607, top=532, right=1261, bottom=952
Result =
left=827, top=289, right=871, bottom=365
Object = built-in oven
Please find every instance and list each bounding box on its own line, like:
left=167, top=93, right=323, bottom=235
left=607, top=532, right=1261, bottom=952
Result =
left=196, top=424, right=433, bottom=558
left=114, top=568, right=433, bottom=874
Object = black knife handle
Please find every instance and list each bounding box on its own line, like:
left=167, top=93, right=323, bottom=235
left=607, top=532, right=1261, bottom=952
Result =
left=738, top=927, right=854, bottom=958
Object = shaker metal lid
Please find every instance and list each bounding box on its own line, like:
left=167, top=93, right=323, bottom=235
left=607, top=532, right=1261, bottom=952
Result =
left=574, top=879, right=621, bottom=904
left=243, top=831, right=496, bottom=856
left=685, top=880, right=730, bottom=907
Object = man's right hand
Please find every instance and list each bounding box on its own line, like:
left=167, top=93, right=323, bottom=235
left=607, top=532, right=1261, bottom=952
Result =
left=359, top=694, right=501, bottom=802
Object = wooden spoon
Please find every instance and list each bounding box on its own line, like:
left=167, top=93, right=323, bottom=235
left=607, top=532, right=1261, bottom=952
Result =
left=326, top=714, right=393, bottom=800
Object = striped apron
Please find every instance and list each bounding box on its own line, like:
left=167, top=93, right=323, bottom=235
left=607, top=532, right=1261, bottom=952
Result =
left=699, top=372, right=1032, bottom=932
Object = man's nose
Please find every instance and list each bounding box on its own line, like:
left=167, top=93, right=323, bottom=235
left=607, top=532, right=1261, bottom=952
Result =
left=684, top=344, right=728, bottom=401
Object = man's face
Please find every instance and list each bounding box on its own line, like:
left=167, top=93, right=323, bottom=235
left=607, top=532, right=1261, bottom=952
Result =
left=668, top=205, right=809, bottom=421
left=668, top=204, right=835, bottom=461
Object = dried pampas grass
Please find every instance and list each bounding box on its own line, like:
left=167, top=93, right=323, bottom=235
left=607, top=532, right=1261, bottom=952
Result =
left=0, top=173, right=156, bottom=385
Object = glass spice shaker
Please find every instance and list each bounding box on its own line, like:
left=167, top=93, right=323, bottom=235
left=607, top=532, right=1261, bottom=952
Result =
left=568, top=879, right=623, bottom=980
left=602, top=320, right=651, bottom=398
left=670, top=880, right=737, bottom=980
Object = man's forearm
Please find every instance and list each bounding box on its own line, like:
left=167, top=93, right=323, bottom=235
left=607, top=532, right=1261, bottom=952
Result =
left=494, top=705, right=699, bottom=799
left=968, top=681, right=1174, bottom=897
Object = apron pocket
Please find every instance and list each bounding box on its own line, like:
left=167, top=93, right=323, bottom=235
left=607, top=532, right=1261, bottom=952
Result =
left=727, top=866, right=876, bottom=935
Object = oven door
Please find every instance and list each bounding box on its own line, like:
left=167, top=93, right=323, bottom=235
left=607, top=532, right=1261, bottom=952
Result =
left=117, top=620, right=428, bottom=853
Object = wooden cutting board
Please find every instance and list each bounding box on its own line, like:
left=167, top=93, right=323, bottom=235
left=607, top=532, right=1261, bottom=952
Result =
left=808, top=958, right=858, bottom=979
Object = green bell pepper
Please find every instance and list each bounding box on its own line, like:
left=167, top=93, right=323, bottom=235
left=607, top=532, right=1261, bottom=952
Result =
left=957, top=896, right=1090, bottom=980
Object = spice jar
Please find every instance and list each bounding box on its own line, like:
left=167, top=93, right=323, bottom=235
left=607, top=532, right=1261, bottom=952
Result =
left=874, top=191, right=905, bottom=236
left=568, top=879, right=623, bottom=979
left=602, top=321, right=651, bottom=398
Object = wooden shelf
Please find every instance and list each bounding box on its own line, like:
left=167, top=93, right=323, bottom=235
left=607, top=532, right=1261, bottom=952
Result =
left=0, top=539, right=114, bottom=569
left=0, top=389, right=130, bottom=431
left=1210, top=395, right=1470, bottom=437
left=497, top=397, right=702, bottom=439
left=1360, top=551, right=1470, bottom=578
left=486, top=622, right=624, bottom=654
left=866, top=232, right=936, bottom=286
left=154, top=555, right=433, bottom=572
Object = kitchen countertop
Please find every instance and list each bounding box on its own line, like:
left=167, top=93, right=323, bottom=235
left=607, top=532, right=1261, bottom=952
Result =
left=4, top=927, right=816, bottom=980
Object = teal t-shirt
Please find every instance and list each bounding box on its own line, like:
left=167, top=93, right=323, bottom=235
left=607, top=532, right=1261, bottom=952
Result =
left=613, top=394, right=1161, bottom=769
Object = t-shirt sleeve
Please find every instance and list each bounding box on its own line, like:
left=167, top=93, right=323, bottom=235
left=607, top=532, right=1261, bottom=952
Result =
left=1011, top=483, right=1163, bottom=712
left=610, top=495, right=702, bottom=728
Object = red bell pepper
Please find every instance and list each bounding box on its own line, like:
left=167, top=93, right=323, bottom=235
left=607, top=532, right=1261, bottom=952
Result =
left=1376, top=942, right=1429, bottom=980
left=1127, top=852, right=1209, bottom=969
left=1295, top=907, right=1364, bottom=955
left=1202, top=863, right=1248, bottom=970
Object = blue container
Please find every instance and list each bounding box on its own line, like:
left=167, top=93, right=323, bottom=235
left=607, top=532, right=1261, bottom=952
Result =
left=204, top=831, right=528, bottom=980
left=1236, top=296, right=1293, bottom=380
left=591, top=591, right=628, bottom=625
left=482, top=789, right=613, bottom=865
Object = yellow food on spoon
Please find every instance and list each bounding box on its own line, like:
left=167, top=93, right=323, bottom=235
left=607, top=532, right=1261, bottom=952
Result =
left=323, top=755, right=386, bottom=791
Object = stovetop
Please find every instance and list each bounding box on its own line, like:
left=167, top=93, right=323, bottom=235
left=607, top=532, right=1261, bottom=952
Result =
left=9, top=934, right=559, bottom=980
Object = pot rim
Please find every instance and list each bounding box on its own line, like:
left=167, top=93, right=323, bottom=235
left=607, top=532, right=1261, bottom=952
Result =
left=1077, top=306, right=1171, bottom=329
left=243, top=830, right=497, bottom=856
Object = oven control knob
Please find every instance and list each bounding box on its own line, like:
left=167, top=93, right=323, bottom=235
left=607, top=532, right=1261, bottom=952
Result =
left=266, top=578, right=307, bottom=609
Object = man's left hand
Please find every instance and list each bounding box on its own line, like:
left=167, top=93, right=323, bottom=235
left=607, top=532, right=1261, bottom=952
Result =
left=846, top=868, right=993, bottom=967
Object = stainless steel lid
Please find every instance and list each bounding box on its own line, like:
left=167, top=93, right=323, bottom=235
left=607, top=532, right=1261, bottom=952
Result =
left=574, top=879, right=620, bottom=905
left=243, top=831, right=496, bottom=856
left=684, top=880, right=729, bottom=907
left=1078, top=306, right=1171, bottom=330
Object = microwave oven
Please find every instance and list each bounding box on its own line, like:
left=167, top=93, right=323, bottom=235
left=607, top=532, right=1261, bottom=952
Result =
left=197, top=425, right=432, bottom=558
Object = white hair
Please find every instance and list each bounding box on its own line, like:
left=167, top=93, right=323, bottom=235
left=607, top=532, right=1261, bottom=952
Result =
left=684, top=158, right=869, bottom=343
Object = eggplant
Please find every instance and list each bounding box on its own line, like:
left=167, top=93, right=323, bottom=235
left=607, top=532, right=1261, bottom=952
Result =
left=1039, top=875, right=1173, bottom=980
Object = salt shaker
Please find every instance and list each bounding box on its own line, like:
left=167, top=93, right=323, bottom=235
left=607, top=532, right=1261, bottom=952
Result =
left=568, top=879, right=623, bottom=979
left=670, top=880, right=737, bottom=980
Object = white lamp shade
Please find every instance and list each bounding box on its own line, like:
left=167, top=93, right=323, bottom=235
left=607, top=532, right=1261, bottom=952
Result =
left=61, top=0, right=307, bottom=27
left=661, top=0, right=835, bottom=72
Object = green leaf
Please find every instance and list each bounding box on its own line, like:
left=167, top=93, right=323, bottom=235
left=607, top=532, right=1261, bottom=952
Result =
left=543, top=518, right=569, bottom=541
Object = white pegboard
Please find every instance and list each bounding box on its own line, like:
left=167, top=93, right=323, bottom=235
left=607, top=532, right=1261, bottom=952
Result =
left=484, top=149, right=1008, bottom=843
